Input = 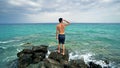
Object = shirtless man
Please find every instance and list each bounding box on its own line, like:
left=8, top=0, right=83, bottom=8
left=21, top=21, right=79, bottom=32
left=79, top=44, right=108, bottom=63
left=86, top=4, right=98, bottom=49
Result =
left=56, top=18, right=70, bottom=55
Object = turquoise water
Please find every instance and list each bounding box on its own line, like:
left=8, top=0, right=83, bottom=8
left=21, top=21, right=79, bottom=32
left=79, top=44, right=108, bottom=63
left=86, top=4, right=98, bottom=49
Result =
left=0, top=23, right=120, bottom=68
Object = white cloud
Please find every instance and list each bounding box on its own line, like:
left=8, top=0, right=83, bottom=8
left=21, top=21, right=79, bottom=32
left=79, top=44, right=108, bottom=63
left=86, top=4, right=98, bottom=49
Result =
left=1, top=0, right=120, bottom=23
left=9, top=0, right=41, bottom=7
left=25, top=12, right=70, bottom=22
left=101, top=0, right=112, bottom=3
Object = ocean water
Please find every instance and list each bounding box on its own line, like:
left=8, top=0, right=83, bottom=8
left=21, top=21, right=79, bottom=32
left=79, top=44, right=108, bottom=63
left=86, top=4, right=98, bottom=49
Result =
left=0, top=23, right=120, bottom=68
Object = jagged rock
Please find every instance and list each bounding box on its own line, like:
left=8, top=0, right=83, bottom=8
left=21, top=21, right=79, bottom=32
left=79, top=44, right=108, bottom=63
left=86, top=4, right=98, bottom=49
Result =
left=104, top=60, right=109, bottom=64
left=48, top=49, right=69, bottom=62
left=15, top=45, right=108, bottom=68
left=88, top=62, right=102, bottom=68
left=44, top=58, right=64, bottom=68
left=32, top=45, right=48, bottom=54
left=68, top=59, right=88, bottom=68
left=17, top=49, right=33, bottom=57
left=18, top=54, right=33, bottom=68
left=32, top=52, right=46, bottom=63
left=17, top=45, right=48, bottom=68
left=26, top=62, right=46, bottom=68
left=22, top=49, right=33, bottom=54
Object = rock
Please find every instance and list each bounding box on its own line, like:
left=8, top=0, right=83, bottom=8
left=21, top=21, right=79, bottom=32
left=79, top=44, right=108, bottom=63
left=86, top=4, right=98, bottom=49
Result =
left=17, top=49, right=33, bottom=57
left=69, top=59, right=88, bottom=68
left=88, top=62, right=102, bottom=68
left=48, top=49, right=69, bottom=62
left=15, top=45, right=108, bottom=68
left=32, top=52, right=46, bottom=63
left=18, top=54, right=33, bottom=68
left=26, top=62, right=46, bottom=68
left=44, top=58, right=64, bottom=68
left=104, top=60, right=109, bottom=64
left=22, top=49, right=33, bottom=54
left=17, top=45, right=48, bottom=68
left=32, top=45, right=48, bottom=54
left=17, top=51, right=25, bottom=58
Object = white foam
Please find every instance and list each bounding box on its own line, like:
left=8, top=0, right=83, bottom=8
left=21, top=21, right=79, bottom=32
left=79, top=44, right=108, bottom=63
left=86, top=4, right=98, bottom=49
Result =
left=69, top=52, right=94, bottom=62
left=69, top=52, right=79, bottom=60
left=79, top=53, right=94, bottom=63
left=16, top=48, right=22, bottom=52
left=69, top=52, right=111, bottom=68
left=19, top=43, right=25, bottom=46
left=46, top=50, right=51, bottom=58
left=0, top=40, right=20, bottom=44
left=93, top=60, right=108, bottom=67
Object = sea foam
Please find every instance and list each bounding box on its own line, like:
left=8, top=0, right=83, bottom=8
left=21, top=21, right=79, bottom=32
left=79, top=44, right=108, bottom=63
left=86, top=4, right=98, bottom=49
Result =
left=69, top=52, right=111, bottom=68
left=0, top=40, right=20, bottom=44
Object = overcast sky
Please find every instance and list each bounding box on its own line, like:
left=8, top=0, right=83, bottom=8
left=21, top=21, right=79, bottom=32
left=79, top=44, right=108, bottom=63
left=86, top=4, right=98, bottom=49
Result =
left=0, top=0, right=120, bottom=23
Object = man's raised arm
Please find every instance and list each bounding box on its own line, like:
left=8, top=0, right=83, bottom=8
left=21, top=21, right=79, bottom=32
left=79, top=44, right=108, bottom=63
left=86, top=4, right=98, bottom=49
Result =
left=63, top=19, right=70, bottom=26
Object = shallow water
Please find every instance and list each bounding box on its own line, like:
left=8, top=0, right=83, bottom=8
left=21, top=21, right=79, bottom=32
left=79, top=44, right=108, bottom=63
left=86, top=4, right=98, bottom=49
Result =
left=0, top=23, right=120, bottom=68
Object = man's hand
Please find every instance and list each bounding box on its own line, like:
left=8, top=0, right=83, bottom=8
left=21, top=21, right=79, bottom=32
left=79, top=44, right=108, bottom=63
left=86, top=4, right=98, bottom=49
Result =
left=56, top=36, right=58, bottom=40
left=63, top=19, right=70, bottom=26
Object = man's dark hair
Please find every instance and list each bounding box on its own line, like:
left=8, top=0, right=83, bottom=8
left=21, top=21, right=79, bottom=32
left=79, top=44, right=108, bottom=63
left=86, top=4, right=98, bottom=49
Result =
left=59, top=18, right=63, bottom=23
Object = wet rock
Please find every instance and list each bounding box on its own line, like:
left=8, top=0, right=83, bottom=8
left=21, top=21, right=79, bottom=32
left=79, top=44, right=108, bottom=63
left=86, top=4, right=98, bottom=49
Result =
left=26, top=62, right=46, bottom=68
left=48, top=49, right=69, bottom=62
left=88, top=62, right=102, bottom=68
left=17, top=45, right=48, bottom=68
left=32, top=45, right=48, bottom=54
left=18, top=54, right=33, bottom=68
left=17, top=49, right=33, bottom=57
left=44, top=58, right=64, bottom=68
left=15, top=45, right=109, bottom=68
left=69, top=59, right=88, bottom=68
left=104, top=60, right=109, bottom=64
left=32, top=52, right=46, bottom=63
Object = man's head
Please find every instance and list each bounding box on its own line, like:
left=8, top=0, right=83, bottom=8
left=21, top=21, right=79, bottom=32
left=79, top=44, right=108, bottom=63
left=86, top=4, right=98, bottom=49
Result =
left=59, top=18, right=63, bottom=23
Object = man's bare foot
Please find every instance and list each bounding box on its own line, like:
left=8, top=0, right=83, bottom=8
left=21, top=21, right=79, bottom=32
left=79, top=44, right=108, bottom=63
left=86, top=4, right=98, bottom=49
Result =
left=61, top=53, right=65, bottom=55
left=57, top=50, right=60, bottom=53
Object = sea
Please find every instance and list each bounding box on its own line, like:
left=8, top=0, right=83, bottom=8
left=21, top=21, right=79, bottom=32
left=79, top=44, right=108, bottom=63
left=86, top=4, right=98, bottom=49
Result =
left=0, top=23, right=120, bottom=68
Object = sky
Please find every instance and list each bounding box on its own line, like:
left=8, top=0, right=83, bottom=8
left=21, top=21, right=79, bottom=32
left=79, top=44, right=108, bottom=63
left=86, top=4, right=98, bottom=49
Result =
left=0, top=0, right=120, bottom=23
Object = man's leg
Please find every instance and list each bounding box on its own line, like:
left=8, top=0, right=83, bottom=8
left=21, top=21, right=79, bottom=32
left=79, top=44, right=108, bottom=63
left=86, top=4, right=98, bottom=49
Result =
left=58, top=43, right=60, bottom=53
left=62, top=44, right=65, bottom=55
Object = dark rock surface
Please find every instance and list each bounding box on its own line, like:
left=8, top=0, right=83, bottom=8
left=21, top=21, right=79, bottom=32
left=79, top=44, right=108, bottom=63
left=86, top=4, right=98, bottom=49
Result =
left=88, top=62, right=102, bottom=68
left=15, top=45, right=110, bottom=68
left=17, top=45, right=48, bottom=68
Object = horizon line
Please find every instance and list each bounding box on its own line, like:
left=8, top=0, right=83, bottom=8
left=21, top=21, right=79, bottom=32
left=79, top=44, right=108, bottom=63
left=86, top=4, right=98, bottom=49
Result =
left=0, top=22, right=120, bottom=25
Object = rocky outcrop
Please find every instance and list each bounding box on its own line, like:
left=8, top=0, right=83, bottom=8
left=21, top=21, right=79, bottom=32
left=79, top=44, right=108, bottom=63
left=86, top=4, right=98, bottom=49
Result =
left=15, top=45, right=110, bottom=68
left=17, top=45, right=48, bottom=68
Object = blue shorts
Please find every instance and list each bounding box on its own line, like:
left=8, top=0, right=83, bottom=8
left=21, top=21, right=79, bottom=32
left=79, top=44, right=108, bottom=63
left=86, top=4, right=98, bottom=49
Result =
left=58, top=34, right=65, bottom=44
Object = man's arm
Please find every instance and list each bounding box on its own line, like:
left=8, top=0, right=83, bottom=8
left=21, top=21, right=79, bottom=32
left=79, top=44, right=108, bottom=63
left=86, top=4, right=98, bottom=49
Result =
left=63, top=20, right=70, bottom=26
left=56, top=26, right=59, bottom=40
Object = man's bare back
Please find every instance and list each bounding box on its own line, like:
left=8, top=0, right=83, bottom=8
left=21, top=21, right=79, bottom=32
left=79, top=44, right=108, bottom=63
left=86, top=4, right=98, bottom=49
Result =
left=56, top=23, right=65, bottom=34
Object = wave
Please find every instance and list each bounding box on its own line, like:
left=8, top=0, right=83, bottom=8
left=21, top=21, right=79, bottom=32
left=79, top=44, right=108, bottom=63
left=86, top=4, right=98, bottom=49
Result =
left=0, top=40, right=20, bottom=44
left=69, top=52, right=112, bottom=68
left=0, top=46, right=7, bottom=49
left=3, top=56, right=16, bottom=62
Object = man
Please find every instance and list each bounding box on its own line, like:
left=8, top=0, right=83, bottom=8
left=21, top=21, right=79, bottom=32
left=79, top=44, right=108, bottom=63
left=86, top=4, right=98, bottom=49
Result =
left=56, top=18, right=70, bottom=55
